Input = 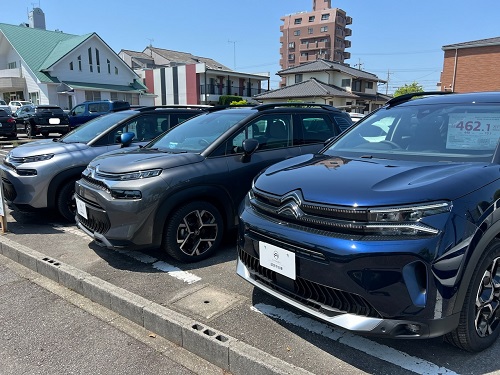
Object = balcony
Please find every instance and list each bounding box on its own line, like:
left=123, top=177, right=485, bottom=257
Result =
left=345, top=28, right=352, bottom=36
left=344, top=39, right=351, bottom=48
left=343, top=51, right=351, bottom=59
left=346, top=16, right=352, bottom=25
left=199, top=84, right=268, bottom=104
left=0, top=68, right=25, bottom=91
left=299, top=41, right=330, bottom=51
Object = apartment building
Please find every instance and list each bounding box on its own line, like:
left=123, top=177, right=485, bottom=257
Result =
left=279, top=0, right=352, bottom=86
left=440, top=37, right=500, bottom=93
left=120, top=47, right=270, bottom=105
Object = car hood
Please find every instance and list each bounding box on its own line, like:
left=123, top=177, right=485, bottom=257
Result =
left=9, top=139, right=88, bottom=157
left=89, top=149, right=204, bottom=172
left=255, top=154, right=498, bottom=206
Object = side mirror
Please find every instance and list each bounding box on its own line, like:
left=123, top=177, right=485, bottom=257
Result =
left=240, top=138, right=259, bottom=163
left=120, top=131, right=135, bottom=147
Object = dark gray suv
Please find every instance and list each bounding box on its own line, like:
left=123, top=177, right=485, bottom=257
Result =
left=75, top=103, right=352, bottom=262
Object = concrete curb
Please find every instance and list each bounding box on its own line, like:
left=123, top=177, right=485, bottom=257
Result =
left=0, top=235, right=313, bottom=375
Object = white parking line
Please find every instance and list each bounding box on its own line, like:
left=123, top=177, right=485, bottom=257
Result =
left=54, top=226, right=202, bottom=284
left=251, top=303, right=458, bottom=375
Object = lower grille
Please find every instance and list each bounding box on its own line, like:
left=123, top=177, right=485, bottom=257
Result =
left=76, top=195, right=110, bottom=234
left=239, top=248, right=381, bottom=318
left=2, top=178, right=16, bottom=201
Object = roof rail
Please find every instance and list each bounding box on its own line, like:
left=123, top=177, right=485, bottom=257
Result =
left=255, top=102, right=337, bottom=111
left=136, top=105, right=212, bottom=112
left=386, top=91, right=454, bottom=107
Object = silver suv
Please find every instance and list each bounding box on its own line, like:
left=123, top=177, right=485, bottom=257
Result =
left=74, top=103, right=352, bottom=262
left=1, top=106, right=206, bottom=221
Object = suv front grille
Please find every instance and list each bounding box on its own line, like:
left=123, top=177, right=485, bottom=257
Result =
left=81, top=174, right=110, bottom=193
left=76, top=195, right=110, bottom=234
left=2, top=177, right=16, bottom=201
left=239, top=247, right=381, bottom=318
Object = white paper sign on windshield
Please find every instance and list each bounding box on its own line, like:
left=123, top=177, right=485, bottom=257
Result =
left=447, top=113, right=500, bottom=150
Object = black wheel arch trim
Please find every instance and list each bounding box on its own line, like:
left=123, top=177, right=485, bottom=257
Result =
left=152, top=185, right=235, bottom=247
left=47, top=166, right=86, bottom=208
left=453, top=217, right=500, bottom=315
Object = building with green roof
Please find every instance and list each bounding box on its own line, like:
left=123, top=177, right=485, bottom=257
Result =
left=0, top=17, right=153, bottom=110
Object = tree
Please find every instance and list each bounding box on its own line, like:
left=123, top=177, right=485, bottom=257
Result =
left=393, top=82, right=424, bottom=97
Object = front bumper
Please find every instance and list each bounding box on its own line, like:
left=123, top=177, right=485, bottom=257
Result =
left=237, top=203, right=463, bottom=338
left=0, top=163, right=50, bottom=208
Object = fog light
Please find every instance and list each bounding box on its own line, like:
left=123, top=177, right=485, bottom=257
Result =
left=110, top=189, right=142, bottom=199
left=405, top=323, right=421, bottom=334
left=16, top=169, right=37, bottom=176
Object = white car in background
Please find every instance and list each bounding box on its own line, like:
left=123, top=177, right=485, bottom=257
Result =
left=9, top=100, right=32, bottom=113
left=348, top=112, right=365, bottom=123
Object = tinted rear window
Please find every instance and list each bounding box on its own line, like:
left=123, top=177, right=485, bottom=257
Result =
left=36, top=107, right=64, bottom=114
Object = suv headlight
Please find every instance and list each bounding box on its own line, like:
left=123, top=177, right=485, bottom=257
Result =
left=115, top=168, right=162, bottom=181
left=10, top=153, right=54, bottom=163
left=366, top=202, right=452, bottom=236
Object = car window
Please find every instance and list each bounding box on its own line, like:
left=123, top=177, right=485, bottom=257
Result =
left=327, top=103, right=500, bottom=161
left=247, top=114, right=292, bottom=150
left=299, top=114, right=338, bottom=144
left=96, top=114, right=166, bottom=145
left=148, top=110, right=250, bottom=153
left=228, top=123, right=259, bottom=154
left=73, top=104, right=85, bottom=116
left=0, top=109, right=7, bottom=116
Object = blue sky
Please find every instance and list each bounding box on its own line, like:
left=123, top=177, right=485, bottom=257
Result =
left=5, top=1, right=500, bottom=93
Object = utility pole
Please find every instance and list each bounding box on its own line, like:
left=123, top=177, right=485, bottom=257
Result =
left=228, top=40, right=237, bottom=69
left=146, top=38, right=154, bottom=47
left=385, top=69, right=392, bottom=95
left=354, top=58, right=363, bottom=70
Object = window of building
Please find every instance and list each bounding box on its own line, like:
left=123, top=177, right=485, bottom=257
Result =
left=288, top=54, right=295, bottom=61
left=341, top=78, right=351, bottom=87
left=308, top=27, right=313, bottom=34
left=321, top=14, right=330, bottom=20
left=115, top=67, right=118, bottom=75
left=294, top=18, right=302, bottom=24
left=366, top=82, right=374, bottom=89
left=85, top=91, right=101, bottom=101
left=69, top=62, right=73, bottom=70
left=7, top=62, right=16, bottom=69
left=78, top=55, right=82, bottom=71
left=293, top=30, right=301, bottom=36
left=88, top=48, right=93, bottom=72
left=308, top=16, right=315, bottom=22
left=288, top=42, right=295, bottom=49
left=320, top=26, right=328, bottom=32
left=295, top=74, right=303, bottom=83
left=96, top=49, right=101, bottom=73
left=352, top=80, right=362, bottom=92
left=107, top=59, right=111, bottom=74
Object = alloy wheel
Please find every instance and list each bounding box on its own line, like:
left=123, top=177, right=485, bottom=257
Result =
left=475, top=256, right=500, bottom=337
left=176, top=209, right=218, bottom=257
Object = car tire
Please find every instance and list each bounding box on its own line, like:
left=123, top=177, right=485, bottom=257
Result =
left=445, top=239, right=500, bottom=352
left=56, top=180, right=77, bottom=222
left=163, top=201, right=223, bottom=263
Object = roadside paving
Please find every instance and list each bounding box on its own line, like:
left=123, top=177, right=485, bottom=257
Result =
left=0, top=254, right=225, bottom=375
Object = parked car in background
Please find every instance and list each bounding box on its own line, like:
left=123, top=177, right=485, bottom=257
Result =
left=9, top=100, right=32, bottom=113
left=237, top=91, right=500, bottom=352
left=12, top=104, right=35, bottom=131
left=74, top=103, right=352, bottom=263
left=0, top=99, right=12, bottom=115
left=0, top=109, right=18, bottom=139
left=68, top=100, right=131, bottom=129
left=0, top=106, right=208, bottom=221
left=20, top=105, right=70, bottom=137
left=348, top=112, right=365, bottom=123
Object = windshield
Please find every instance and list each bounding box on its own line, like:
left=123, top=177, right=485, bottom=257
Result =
left=59, top=111, right=132, bottom=144
left=147, top=109, right=251, bottom=152
left=326, top=102, right=500, bottom=162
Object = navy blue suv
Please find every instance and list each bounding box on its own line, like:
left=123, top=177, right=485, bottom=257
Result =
left=237, top=91, right=500, bottom=352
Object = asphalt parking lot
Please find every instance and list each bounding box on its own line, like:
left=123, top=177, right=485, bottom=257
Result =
left=1, top=205, right=499, bottom=375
